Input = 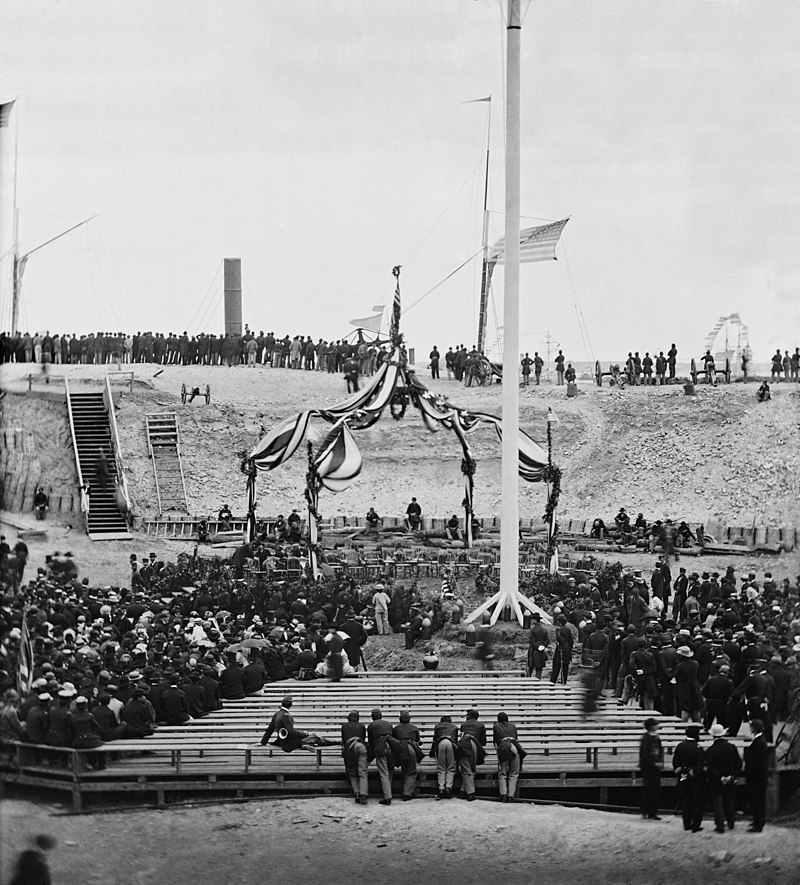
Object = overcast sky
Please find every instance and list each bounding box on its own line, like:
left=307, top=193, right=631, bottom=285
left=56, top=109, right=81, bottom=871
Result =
left=1, top=0, right=798, bottom=363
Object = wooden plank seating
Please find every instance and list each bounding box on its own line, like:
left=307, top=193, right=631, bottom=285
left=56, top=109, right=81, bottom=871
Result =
left=2, top=675, right=761, bottom=811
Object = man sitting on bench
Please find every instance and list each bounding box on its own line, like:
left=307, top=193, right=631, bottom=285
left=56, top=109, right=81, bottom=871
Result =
left=259, top=695, right=338, bottom=752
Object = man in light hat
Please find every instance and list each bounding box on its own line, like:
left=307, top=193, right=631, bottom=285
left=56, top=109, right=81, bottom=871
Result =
left=371, top=584, right=391, bottom=635
left=705, top=723, right=741, bottom=833
left=674, top=646, right=703, bottom=723
left=638, top=717, right=663, bottom=819
left=672, top=724, right=706, bottom=832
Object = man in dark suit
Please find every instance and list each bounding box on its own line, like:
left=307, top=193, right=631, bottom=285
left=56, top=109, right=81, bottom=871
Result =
left=743, top=718, right=769, bottom=832
left=638, top=717, right=663, bottom=820
left=340, top=611, right=368, bottom=670
left=705, top=723, right=742, bottom=832
left=672, top=724, right=706, bottom=832
left=219, top=656, right=246, bottom=700
left=259, top=695, right=315, bottom=752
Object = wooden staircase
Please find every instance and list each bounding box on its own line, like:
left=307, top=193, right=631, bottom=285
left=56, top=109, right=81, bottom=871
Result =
left=145, top=413, right=189, bottom=515
left=66, top=390, right=131, bottom=540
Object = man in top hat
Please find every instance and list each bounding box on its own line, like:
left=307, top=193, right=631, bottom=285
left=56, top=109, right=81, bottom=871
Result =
left=341, top=711, right=369, bottom=804
left=639, top=717, right=663, bottom=819
left=672, top=724, right=706, bottom=832
left=705, top=723, right=742, bottom=833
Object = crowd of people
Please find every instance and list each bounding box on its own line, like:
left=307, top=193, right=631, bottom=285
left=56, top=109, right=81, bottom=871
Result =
left=0, top=327, right=393, bottom=375
left=0, top=532, right=797, bottom=826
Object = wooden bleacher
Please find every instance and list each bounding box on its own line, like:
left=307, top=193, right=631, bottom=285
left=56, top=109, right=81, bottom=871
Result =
left=3, top=674, right=761, bottom=812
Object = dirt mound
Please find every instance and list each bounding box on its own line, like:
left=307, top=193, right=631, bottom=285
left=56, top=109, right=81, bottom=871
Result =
left=2, top=362, right=798, bottom=529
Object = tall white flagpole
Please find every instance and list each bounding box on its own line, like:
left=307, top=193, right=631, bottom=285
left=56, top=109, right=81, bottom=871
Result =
left=498, top=0, right=522, bottom=621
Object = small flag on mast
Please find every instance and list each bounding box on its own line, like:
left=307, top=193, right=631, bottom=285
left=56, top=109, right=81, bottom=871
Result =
left=464, top=96, right=492, bottom=103
left=17, top=606, right=34, bottom=695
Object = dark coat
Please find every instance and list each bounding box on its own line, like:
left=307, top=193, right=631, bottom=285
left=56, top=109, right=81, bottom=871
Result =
left=744, top=734, right=769, bottom=782
left=705, top=738, right=742, bottom=793
left=260, top=706, right=307, bottom=752
left=198, top=674, right=222, bottom=711
left=219, top=664, right=246, bottom=700
left=161, top=687, right=190, bottom=725
left=367, top=717, right=393, bottom=761
left=674, top=658, right=703, bottom=712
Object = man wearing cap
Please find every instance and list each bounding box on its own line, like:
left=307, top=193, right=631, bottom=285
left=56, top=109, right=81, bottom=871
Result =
left=392, top=710, right=424, bottom=801
left=259, top=695, right=332, bottom=753
left=730, top=660, right=773, bottom=742
left=23, top=694, right=52, bottom=745
left=705, top=723, right=742, bottom=833
left=672, top=724, right=706, bottom=832
left=457, top=709, right=486, bottom=801
left=367, top=708, right=394, bottom=805
left=743, top=718, right=769, bottom=832
left=429, top=715, right=459, bottom=799
left=341, top=711, right=369, bottom=804
left=493, top=711, right=526, bottom=803
left=638, top=717, right=663, bottom=819
left=549, top=616, right=573, bottom=685
left=702, top=663, right=734, bottom=731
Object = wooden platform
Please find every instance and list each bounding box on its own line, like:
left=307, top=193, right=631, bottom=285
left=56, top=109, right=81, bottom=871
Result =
left=1, top=675, right=772, bottom=813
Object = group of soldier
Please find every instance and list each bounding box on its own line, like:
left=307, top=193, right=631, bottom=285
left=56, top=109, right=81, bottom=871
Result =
left=262, top=696, right=524, bottom=805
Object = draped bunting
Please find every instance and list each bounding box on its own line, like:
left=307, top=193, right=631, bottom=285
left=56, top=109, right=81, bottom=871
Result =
left=314, top=420, right=363, bottom=493
left=246, top=267, right=554, bottom=553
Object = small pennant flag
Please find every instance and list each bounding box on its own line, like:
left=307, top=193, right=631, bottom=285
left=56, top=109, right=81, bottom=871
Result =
left=349, top=313, right=383, bottom=333
left=489, top=217, right=570, bottom=265
left=371, top=304, right=385, bottom=313
left=464, top=96, right=492, bottom=103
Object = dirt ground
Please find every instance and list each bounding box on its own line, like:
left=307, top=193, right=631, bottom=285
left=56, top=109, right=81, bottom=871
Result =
left=2, top=795, right=798, bottom=885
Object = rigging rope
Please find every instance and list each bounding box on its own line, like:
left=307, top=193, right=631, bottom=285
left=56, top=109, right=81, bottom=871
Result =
left=186, top=261, right=223, bottom=333
left=403, top=248, right=483, bottom=315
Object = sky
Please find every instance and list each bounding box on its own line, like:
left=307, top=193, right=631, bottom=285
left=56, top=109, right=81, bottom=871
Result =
left=1, top=0, right=799, bottom=364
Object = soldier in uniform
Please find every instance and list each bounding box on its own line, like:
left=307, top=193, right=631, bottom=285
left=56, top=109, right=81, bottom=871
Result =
left=429, top=714, right=459, bottom=799
left=367, top=708, right=394, bottom=805
left=341, top=711, right=369, bottom=805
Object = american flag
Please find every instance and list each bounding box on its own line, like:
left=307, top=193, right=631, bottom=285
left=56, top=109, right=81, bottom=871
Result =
left=488, top=217, right=570, bottom=265
left=17, top=606, right=34, bottom=695
left=390, top=266, right=402, bottom=340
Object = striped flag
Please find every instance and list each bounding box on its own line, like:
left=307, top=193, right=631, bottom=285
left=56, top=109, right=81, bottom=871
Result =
left=315, top=420, right=362, bottom=492
left=17, top=606, right=34, bottom=695
left=488, top=217, right=570, bottom=265
left=390, top=266, right=401, bottom=341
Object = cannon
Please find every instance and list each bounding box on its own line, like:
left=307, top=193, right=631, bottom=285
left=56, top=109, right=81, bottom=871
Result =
left=690, top=357, right=730, bottom=385
left=181, top=382, right=211, bottom=404
left=594, top=361, right=627, bottom=388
